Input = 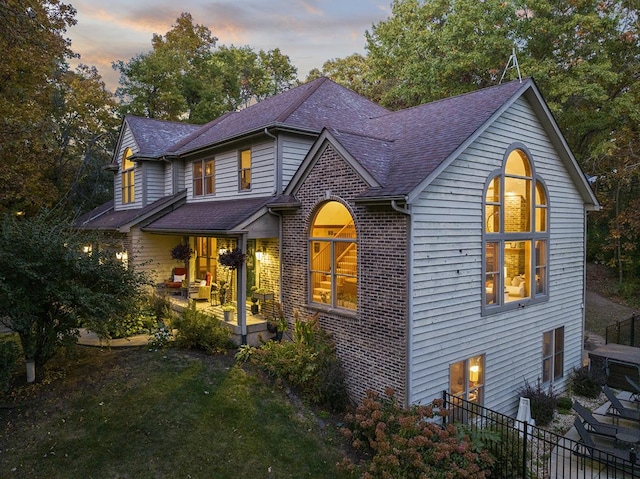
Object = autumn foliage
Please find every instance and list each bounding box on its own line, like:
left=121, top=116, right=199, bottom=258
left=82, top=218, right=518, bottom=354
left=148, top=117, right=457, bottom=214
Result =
left=339, top=388, right=494, bottom=479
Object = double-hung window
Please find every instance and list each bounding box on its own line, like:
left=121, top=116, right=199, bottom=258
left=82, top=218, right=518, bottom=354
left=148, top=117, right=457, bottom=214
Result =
left=193, top=159, right=215, bottom=196
left=483, top=146, right=549, bottom=312
left=239, top=149, right=251, bottom=191
left=121, top=147, right=135, bottom=204
left=543, top=327, right=564, bottom=383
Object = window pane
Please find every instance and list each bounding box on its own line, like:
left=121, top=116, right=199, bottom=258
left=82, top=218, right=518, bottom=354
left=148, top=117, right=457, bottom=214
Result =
left=240, top=150, right=251, bottom=190
left=336, top=242, right=357, bottom=310
left=555, top=327, right=564, bottom=353
left=554, top=351, right=564, bottom=379
left=504, top=177, right=531, bottom=232
left=485, top=242, right=499, bottom=305
left=486, top=177, right=500, bottom=203
left=193, top=162, right=203, bottom=179
left=543, top=330, right=553, bottom=357
left=485, top=205, right=500, bottom=233
left=450, top=361, right=465, bottom=397
left=205, top=176, right=214, bottom=195
left=505, top=241, right=530, bottom=301
left=535, top=241, right=547, bottom=296
left=542, top=358, right=551, bottom=383
left=193, top=179, right=203, bottom=196
left=505, top=149, right=531, bottom=177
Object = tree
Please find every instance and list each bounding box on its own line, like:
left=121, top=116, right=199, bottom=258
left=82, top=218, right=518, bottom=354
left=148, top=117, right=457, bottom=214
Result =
left=50, top=65, right=119, bottom=213
left=114, top=13, right=298, bottom=123
left=0, top=211, right=149, bottom=381
left=0, top=1, right=118, bottom=217
left=0, top=0, right=77, bottom=215
left=305, top=53, right=378, bottom=100
left=365, top=0, right=518, bottom=108
left=363, top=0, right=640, bottom=281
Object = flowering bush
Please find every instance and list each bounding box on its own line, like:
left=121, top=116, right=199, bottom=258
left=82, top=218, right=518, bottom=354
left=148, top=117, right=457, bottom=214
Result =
left=339, top=388, right=494, bottom=478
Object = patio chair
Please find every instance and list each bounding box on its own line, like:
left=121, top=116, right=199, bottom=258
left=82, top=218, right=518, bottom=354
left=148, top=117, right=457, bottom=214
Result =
left=573, top=417, right=634, bottom=467
left=573, top=400, right=640, bottom=441
left=626, top=376, right=640, bottom=402
left=603, top=384, right=640, bottom=424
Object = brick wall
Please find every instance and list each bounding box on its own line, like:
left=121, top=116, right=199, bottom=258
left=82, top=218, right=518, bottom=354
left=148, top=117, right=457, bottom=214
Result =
left=281, top=144, right=409, bottom=403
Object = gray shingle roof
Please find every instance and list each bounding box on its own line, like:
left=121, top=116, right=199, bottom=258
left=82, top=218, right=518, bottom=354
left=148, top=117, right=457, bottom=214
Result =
left=168, top=77, right=390, bottom=155
left=126, top=116, right=201, bottom=158
left=75, top=192, right=186, bottom=231
left=142, top=196, right=275, bottom=233
left=334, top=79, right=530, bottom=198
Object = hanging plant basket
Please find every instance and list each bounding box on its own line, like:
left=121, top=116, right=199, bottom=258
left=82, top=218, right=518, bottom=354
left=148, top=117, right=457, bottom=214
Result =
left=218, top=248, right=246, bottom=269
left=171, top=243, right=193, bottom=261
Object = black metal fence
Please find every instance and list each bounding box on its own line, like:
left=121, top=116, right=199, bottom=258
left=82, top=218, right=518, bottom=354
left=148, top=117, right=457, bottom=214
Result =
left=606, top=314, right=640, bottom=347
left=442, top=392, right=640, bottom=478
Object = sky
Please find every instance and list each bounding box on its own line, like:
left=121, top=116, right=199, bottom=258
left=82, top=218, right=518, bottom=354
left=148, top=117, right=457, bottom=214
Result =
left=66, top=0, right=392, bottom=93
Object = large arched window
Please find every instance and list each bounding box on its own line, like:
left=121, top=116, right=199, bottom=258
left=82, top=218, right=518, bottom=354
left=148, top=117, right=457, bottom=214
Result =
left=483, top=147, right=548, bottom=312
left=309, top=202, right=357, bottom=311
left=121, top=147, right=135, bottom=204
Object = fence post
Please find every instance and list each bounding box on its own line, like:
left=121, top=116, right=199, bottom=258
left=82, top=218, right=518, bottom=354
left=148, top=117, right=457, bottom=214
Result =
left=521, top=420, right=528, bottom=478
left=442, top=390, right=448, bottom=426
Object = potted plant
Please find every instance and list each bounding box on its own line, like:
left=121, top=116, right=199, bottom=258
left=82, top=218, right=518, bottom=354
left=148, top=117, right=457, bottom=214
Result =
left=250, top=286, right=259, bottom=314
left=218, top=280, right=228, bottom=305
left=222, top=303, right=235, bottom=322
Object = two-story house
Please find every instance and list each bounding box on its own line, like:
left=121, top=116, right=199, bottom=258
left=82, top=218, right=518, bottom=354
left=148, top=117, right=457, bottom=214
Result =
left=77, top=77, right=598, bottom=414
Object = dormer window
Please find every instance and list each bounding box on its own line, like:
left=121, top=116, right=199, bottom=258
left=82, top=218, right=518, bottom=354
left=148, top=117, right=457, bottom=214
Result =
left=193, top=159, right=215, bottom=196
left=239, top=149, right=251, bottom=191
left=121, top=147, right=135, bottom=204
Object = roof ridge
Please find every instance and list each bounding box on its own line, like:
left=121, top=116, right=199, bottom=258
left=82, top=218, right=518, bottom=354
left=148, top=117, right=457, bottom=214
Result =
left=274, top=76, right=329, bottom=123
left=331, top=127, right=395, bottom=143
left=370, top=78, right=531, bottom=121
left=167, top=111, right=236, bottom=153
left=125, top=115, right=199, bottom=128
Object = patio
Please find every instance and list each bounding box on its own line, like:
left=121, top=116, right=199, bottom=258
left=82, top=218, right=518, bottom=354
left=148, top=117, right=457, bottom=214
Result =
left=167, top=295, right=272, bottom=347
left=554, top=388, right=640, bottom=478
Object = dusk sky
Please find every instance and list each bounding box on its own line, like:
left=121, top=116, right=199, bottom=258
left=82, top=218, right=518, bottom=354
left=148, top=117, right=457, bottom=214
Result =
left=66, top=0, right=392, bottom=92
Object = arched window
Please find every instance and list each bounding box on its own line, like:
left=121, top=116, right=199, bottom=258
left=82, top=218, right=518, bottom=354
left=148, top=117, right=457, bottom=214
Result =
left=309, top=201, right=357, bottom=311
left=121, top=147, right=135, bottom=204
left=483, top=147, right=548, bottom=311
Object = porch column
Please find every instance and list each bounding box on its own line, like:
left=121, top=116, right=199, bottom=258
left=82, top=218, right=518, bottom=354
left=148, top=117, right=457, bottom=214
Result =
left=238, top=233, right=248, bottom=344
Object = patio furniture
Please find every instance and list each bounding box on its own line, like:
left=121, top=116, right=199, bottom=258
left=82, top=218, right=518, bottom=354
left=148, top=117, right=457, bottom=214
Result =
left=603, top=384, right=640, bottom=424
left=573, top=417, right=635, bottom=466
left=573, top=400, right=640, bottom=441
left=164, top=267, right=187, bottom=295
left=626, top=376, right=640, bottom=402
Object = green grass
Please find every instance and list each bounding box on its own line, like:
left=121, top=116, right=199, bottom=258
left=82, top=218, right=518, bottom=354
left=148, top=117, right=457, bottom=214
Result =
left=0, top=346, right=350, bottom=479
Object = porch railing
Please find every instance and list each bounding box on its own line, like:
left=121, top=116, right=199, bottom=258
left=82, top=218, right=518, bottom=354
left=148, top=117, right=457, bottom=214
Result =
left=442, top=391, right=640, bottom=478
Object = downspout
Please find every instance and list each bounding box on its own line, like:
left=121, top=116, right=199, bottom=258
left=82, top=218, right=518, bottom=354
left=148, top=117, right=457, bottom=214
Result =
left=392, top=199, right=412, bottom=407
left=268, top=208, right=284, bottom=305
left=264, top=128, right=280, bottom=195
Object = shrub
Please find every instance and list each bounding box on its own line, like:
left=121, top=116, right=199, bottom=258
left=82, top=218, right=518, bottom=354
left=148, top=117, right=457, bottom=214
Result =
left=568, top=366, right=603, bottom=399
left=557, top=396, right=573, bottom=414
left=245, top=310, right=347, bottom=410
left=517, top=378, right=557, bottom=427
left=338, top=388, right=494, bottom=478
left=173, top=302, right=233, bottom=353
left=0, top=339, right=20, bottom=394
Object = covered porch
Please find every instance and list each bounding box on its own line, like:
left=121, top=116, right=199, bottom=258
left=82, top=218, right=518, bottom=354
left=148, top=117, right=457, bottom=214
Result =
left=167, top=295, right=278, bottom=347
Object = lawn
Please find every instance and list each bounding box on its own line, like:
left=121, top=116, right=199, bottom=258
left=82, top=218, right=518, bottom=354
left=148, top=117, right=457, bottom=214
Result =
left=0, top=345, right=351, bottom=479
